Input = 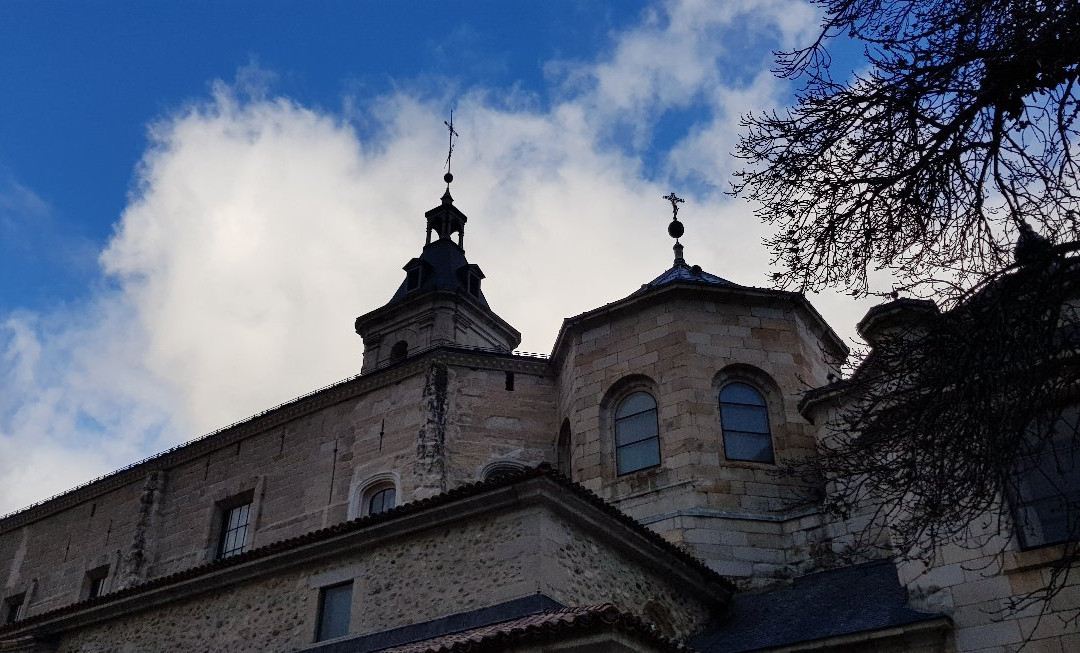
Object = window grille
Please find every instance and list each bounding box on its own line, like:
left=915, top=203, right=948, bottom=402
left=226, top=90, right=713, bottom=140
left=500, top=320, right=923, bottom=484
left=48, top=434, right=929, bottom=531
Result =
left=615, top=392, right=660, bottom=474
left=719, top=382, right=775, bottom=463
left=219, top=503, right=251, bottom=559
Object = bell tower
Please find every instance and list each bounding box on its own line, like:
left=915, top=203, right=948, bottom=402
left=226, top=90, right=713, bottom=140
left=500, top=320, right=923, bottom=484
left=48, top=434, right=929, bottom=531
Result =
left=354, top=118, right=521, bottom=372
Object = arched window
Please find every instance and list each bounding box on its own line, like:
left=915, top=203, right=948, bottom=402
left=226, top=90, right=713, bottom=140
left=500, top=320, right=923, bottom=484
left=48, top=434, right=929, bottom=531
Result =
left=1012, top=404, right=1080, bottom=548
left=615, top=392, right=660, bottom=474
left=367, top=487, right=396, bottom=515
left=556, top=419, right=572, bottom=476
left=482, top=462, right=525, bottom=481
left=389, top=340, right=408, bottom=363
left=719, top=382, right=774, bottom=463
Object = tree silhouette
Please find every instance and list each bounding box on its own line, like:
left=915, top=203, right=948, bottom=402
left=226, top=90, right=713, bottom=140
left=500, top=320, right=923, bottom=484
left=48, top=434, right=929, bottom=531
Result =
left=735, top=0, right=1080, bottom=627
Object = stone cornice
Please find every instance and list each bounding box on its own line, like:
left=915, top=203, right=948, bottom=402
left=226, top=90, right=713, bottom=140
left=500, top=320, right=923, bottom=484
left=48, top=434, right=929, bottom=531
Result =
left=0, top=469, right=730, bottom=640
left=0, top=347, right=550, bottom=533
left=550, top=282, right=848, bottom=365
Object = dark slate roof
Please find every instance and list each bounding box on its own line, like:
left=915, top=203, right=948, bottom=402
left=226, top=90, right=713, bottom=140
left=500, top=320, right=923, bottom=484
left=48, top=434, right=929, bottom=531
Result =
left=378, top=604, right=690, bottom=653
left=387, top=238, right=489, bottom=308
left=634, top=261, right=740, bottom=295
left=692, top=560, right=947, bottom=652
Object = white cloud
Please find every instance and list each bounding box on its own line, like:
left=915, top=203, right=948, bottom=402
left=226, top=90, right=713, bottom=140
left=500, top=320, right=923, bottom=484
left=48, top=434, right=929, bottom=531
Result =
left=0, top=0, right=879, bottom=514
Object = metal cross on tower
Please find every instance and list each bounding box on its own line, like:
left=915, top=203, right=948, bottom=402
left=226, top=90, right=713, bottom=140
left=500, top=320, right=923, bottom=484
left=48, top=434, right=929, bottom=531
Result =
left=663, top=192, right=684, bottom=220
left=443, top=110, right=459, bottom=184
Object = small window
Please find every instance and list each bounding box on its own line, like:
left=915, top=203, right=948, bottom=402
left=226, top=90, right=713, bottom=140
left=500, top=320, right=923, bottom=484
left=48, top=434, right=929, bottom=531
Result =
left=720, top=382, right=775, bottom=463
left=389, top=340, right=408, bottom=363
left=219, top=502, right=252, bottom=559
left=406, top=267, right=423, bottom=292
left=316, top=582, right=353, bottom=642
left=3, top=593, right=23, bottom=625
left=368, top=487, right=396, bottom=516
left=1013, top=406, right=1080, bottom=548
left=483, top=462, right=525, bottom=481
left=468, top=273, right=481, bottom=298
left=556, top=420, right=572, bottom=475
left=615, top=392, right=661, bottom=474
left=85, top=566, right=109, bottom=600
left=505, top=371, right=515, bottom=391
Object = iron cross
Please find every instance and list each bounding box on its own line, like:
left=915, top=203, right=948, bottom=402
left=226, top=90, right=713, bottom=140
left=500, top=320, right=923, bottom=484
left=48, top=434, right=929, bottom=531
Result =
left=444, top=110, right=459, bottom=173
left=663, top=192, right=684, bottom=220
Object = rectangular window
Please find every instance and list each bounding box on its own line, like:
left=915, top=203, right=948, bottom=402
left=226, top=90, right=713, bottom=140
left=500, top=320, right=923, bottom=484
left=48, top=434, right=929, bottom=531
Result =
left=406, top=267, right=422, bottom=291
left=85, top=566, right=109, bottom=599
left=219, top=502, right=252, bottom=559
left=1013, top=406, right=1080, bottom=548
left=3, top=593, right=24, bottom=625
left=316, top=582, right=353, bottom=642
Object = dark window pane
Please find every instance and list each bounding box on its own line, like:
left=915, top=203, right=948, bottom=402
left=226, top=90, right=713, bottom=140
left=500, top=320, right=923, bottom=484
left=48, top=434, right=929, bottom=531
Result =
left=723, top=431, right=774, bottom=463
left=720, top=383, right=774, bottom=463
left=4, top=596, right=22, bottom=625
left=368, top=488, right=395, bottom=515
left=617, top=438, right=660, bottom=474
left=720, top=383, right=766, bottom=406
left=316, top=582, right=353, bottom=642
left=616, top=409, right=659, bottom=445
left=88, top=576, right=106, bottom=599
left=219, top=503, right=252, bottom=558
left=721, top=404, right=770, bottom=434
left=1014, top=406, right=1080, bottom=547
left=616, top=392, right=656, bottom=418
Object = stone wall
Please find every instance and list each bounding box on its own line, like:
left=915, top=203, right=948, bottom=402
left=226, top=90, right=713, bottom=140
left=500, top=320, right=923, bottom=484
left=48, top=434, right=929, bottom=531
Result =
left=896, top=527, right=1080, bottom=653
left=33, top=480, right=724, bottom=651
left=553, top=287, right=842, bottom=583
left=1, top=349, right=557, bottom=625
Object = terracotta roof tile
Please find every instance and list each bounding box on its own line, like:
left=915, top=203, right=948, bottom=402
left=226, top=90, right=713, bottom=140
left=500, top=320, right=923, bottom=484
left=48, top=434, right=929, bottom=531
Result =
left=380, top=604, right=691, bottom=653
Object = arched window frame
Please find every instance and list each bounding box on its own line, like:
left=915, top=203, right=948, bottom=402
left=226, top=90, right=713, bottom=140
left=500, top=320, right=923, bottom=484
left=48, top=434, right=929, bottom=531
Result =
left=601, top=375, right=663, bottom=478
left=389, top=340, right=408, bottom=363
left=349, top=473, right=399, bottom=520
left=714, top=366, right=783, bottom=466
left=480, top=461, right=526, bottom=481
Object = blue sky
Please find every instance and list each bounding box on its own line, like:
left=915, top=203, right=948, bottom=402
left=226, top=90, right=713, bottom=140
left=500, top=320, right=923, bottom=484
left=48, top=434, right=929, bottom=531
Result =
left=0, top=1, right=874, bottom=513
left=2, top=1, right=655, bottom=310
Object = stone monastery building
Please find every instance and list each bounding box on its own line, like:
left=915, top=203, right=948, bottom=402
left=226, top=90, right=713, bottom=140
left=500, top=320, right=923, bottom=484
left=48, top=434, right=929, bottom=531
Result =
left=1, top=174, right=1077, bottom=652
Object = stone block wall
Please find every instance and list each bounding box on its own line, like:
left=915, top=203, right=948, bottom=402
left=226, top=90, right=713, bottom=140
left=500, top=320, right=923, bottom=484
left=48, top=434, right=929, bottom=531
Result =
left=1, top=349, right=558, bottom=625
left=553, top=288, right=843, bottom=583
left=896, top=526, right=1080, bottom=652
left=38, top=481, right=723, bottom=651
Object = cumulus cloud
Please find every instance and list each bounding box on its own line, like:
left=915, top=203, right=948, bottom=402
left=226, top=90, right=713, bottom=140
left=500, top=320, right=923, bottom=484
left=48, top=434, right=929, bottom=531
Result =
left=0, top=0, right=877, bottom=514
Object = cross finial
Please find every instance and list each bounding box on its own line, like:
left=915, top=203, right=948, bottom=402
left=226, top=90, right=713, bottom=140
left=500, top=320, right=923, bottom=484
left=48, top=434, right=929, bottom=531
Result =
left=663, top=192, right=687, bottom=265
left=663, top=192, right=684, bottom=220
left=443, top=110, right=460, bottom=187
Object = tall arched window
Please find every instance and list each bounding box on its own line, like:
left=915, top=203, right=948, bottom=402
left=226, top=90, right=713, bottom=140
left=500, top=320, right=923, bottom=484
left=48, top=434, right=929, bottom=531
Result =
left=556, top=419, right=572, bottom=476
left=719, top=382, right=774, bottom=463
left=615, top=392, right=660, bottom=474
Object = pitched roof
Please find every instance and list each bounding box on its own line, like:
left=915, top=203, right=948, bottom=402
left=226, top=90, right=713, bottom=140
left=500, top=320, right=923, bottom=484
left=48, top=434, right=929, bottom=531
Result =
left=378, top=604, right=690, bottom=653
left=691, top=560, right=947, bottom=652
left=635, top=261, right=740, bottom=294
